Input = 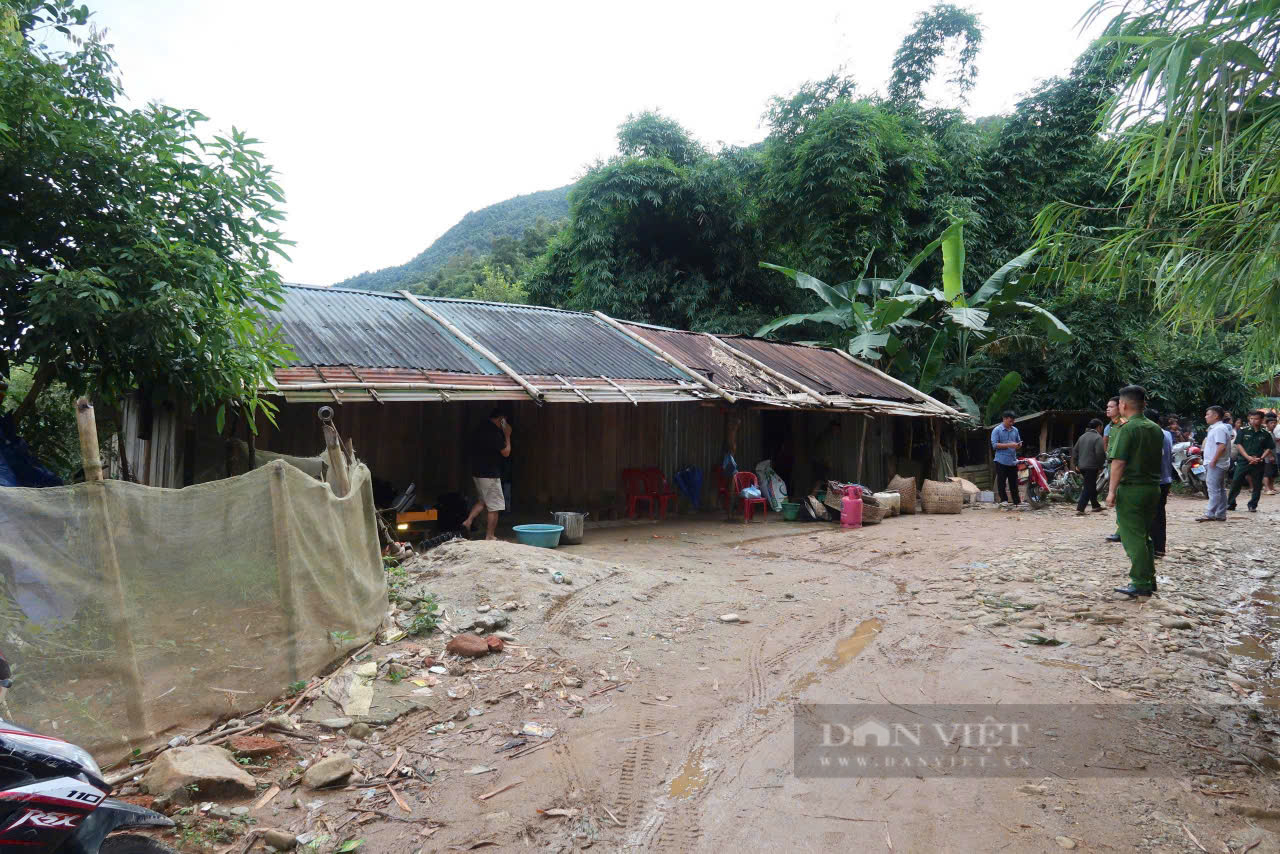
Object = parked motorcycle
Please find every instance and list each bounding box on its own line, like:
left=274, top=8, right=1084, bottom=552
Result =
left=1037, top=447, right=1083, bottom=501
left=0, top=653, right=175, bottom=853
left=1172, top=441, right=1208, bottom=497
left=1016, top=456, right=1052, bottom=508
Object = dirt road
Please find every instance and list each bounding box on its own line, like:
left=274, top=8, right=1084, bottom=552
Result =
left=244, top=494, right=1280, bottom=853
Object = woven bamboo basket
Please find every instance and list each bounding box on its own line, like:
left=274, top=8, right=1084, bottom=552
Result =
left=887, top=475, right=917, bottom=515
left=921, top=479, right=964, bottom=514
left=861, top=502, right=889, bottom=525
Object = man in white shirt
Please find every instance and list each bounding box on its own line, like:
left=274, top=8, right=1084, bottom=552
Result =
left=1267, top=413, right=1280, bottom=495
left=1198, top=405, right=1232, bottom=522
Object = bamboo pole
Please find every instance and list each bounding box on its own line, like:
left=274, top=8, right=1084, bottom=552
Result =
left=399, top=291, right=544, bottom=404
left=553, top=374, right=594, bottom=403
left=75, top=398, right=149, bottom=741
left=322, top=420, right=351, bottom=498
left=267, top=462, right=299, bottom=683
left=705, top=335, right=831, bottom=407
left=592, top=311, right=737, bottom=404
left=600, top=375, right=638, bottom=405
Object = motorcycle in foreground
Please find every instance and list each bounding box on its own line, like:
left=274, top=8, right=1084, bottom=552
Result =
left=1016, top=456, right=1053, bottom=508
left=0, top=652, right=175, bottom=853
left=1172, top=441, right=1208, bottom=497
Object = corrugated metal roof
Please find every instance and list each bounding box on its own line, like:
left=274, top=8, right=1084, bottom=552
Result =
left=617, top=324, right=778, bottom=395
left=723, top=336, right=922, bottom=403
left=271, top=285, right=498, bottom=374
left=424, top=298, right=687, bottom=381
left=264, top=286, right=956, bottom=416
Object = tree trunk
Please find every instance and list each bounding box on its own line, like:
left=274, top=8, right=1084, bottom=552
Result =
left=10, top=361, right=56, bottom=428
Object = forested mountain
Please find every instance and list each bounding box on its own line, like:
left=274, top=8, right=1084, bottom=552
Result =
left=338, top=185, right=573, bottom=292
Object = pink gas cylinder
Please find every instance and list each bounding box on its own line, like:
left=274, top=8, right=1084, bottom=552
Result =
left=841, top=485, right=863, bottom=529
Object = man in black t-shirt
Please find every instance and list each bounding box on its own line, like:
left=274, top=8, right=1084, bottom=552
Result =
left=462, top=408, right=512, bottom=540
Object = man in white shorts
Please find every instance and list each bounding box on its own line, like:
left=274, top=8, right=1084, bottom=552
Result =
left=463, top=408, right=512, bottom=540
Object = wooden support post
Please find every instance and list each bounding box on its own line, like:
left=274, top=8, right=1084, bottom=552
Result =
left=267, top=461, right=299, bottom=684
left=857, top=416, right=869, bottom=484
left=592, top=311, right=737, bottom=404
left=1039, top=419, right=1049, bottom=457
left=322, top=421, right=351, bottom=498
left=75, top=398, right=149, bottom=741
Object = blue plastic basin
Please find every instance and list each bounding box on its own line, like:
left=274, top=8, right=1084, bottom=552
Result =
left=512, top=523, right=564, bottom=549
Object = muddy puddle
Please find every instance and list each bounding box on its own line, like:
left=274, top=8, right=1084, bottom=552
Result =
left=792, top=618, right=883, bottom=693
left=1227, top=585, right=1280, bottom=706
left=669, top=747, right=708, bottom=799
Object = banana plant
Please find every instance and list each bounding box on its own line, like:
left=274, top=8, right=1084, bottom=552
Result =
left=757, top=213, right=1071, bottom=421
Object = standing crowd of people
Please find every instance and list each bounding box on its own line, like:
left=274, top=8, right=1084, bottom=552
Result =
left=993, top=388, right=1280, bottom=599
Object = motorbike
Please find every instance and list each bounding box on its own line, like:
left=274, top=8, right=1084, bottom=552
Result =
left=1172, top=441, right=1208, bottom=497
left=1037, top=447, right=1082, bottom=501
left=0, top=652, right=175, bottom=853
left=1016, top=455, right=1052, bottom=508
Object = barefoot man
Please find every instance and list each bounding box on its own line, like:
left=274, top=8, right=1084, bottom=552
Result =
left=463, top=408, right=512, bottom=541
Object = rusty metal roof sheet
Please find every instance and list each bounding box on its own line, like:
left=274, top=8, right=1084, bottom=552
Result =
left=616, top=324, right=778, bottom=395
left=271, top=285, right=498, bottom=374
left=722, top=336, right=922, bottom=402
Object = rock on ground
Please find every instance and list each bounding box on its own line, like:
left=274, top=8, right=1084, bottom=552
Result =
left=141, top=745, right=256, bottom=801
left=302, top=752, right=354, bottom=789
left=447, top=633, right=491, bottom=657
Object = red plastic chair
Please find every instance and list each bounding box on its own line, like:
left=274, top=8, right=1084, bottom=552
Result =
left=732, top=471, right=768, bottom=522
left=643, top=467, right=678, bottom=519
left=623, top=468, right=656, bottom=518
left=712, top=466, right=732, bottom=512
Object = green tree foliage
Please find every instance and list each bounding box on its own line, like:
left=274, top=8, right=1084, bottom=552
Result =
left=0, top=0, right=291, bottom=428
left=979, top=282, right=1254, bottom=418
left=888, top=3, right=983, bottom=106
left=526, top=115, right=782, bottom=332
left=1, top=365, right=81, bottom=480
left=406, top=218, right=558, bottom=301
left=1036, top=0, right=1280, bottom=364
left=341, top=186, right=572, bottom=291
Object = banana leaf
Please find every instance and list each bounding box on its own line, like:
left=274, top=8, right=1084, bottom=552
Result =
left=941, top=217, right=966, bottom=305
left=940, top=385, right=979, bottom=420
left=971, top=247, right=1039, bottom=306
left=984, top=371, right=1022, bottom=424
left=759, top=262, right=851, bottom=308
left=755, top=307, right=848, bottom=337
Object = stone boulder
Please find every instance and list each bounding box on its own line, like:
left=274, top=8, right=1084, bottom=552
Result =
left=302, top=752, right=354, bottom=789
left=141, top=745, right=256, bottom=801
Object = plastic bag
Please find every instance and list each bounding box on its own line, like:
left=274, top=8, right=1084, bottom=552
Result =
left=741, top=485, right=762, bottom=499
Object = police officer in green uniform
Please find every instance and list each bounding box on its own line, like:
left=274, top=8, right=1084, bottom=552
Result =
left=1106, top=385, right=1164, bottom=597
left=1227, top=410, right=1276, bottom=513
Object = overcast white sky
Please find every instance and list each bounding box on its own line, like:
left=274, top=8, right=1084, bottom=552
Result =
left=86, top=0, right=1101, bottom=285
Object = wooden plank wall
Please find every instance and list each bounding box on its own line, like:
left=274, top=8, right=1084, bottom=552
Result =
left=233, top=400, right=917, bottom=516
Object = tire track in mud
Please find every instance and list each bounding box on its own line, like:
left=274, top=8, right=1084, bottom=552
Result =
left=613, top=711, right=661, bottom=828
left=543, top=571, right=620, bottom=635
left=641, top=718, right=724, bottom=853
